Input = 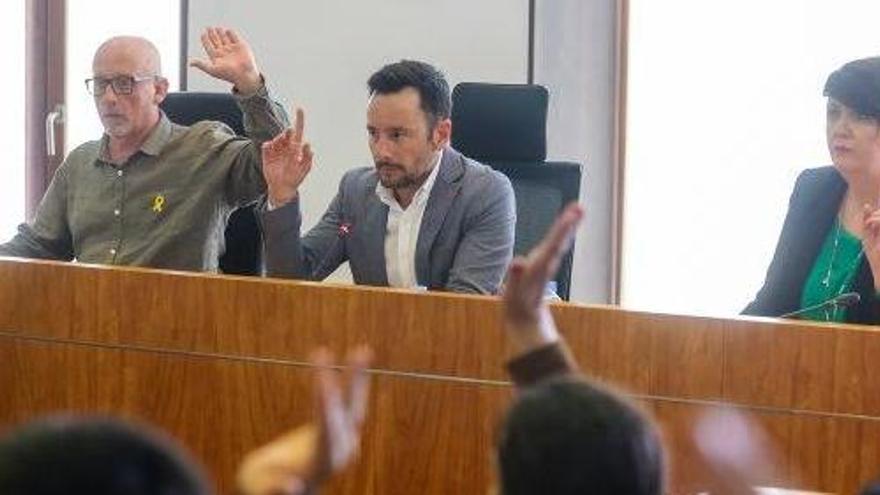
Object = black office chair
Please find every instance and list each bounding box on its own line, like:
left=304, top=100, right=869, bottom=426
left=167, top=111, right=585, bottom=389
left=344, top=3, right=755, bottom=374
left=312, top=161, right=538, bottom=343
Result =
left=160, top=92, right=262, bottom=276
left=451, top=83, right=582, bottom=300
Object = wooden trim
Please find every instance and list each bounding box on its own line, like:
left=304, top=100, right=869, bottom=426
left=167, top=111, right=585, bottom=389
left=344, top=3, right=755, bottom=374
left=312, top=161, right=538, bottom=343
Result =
left=24, top=0, right=65, bottom=219
left=610, top=0, right=629, bottom=304
left=24, top=0, right=48, bottom=219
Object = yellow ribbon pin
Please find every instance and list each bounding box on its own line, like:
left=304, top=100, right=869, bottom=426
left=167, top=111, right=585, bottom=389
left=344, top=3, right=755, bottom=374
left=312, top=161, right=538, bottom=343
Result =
left=151, top=194, right=165, bottom=213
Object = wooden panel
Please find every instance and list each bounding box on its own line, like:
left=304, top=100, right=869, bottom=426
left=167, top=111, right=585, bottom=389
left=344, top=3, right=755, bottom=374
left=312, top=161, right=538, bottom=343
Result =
left=832, top=329, right=880, bottom=416
left=567, top=304, right=653, bottom=393
left=790, top=414, right=880, bottom=494
left=0, top=259, right=514, bottom=379
left=4, top=258, right=880, bottom=409
left=2, top=258, right=880, bottom=493
left=722, top=319, right=800, bottom=408
left=648, top=313, right=724, bottom=399
left=6, top=334, right=877, bottom=495
left=0, top=335, right=513, bottom=495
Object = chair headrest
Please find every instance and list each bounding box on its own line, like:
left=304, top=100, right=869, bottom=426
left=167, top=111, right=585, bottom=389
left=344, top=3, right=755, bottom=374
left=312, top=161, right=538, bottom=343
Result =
left=160, top=92, right=246, bottom=135
left=451, top=83, right=548, bottom=162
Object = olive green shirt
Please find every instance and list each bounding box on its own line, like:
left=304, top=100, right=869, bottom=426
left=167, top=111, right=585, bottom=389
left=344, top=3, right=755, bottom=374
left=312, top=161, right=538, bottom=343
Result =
left=0, top=84, right=288, bottom=272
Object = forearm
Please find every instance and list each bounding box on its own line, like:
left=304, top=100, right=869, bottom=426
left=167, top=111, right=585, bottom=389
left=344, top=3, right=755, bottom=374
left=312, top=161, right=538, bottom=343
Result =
left=261, top=198, right=308, bottom=279
left=236, top=79, right=290, bottom=143
left=0, top=223, right=73, bottom=261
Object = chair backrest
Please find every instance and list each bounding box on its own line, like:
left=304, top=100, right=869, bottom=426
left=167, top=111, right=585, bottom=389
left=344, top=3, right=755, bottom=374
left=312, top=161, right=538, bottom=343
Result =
left=160, top=92, right=262, bottom=275
left=161, top=92, right=246, bottom=134
left=451, top=83, right=582, bottom=300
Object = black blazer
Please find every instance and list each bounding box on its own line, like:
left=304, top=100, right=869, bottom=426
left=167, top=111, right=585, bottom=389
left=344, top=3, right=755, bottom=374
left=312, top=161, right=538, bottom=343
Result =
left=743, top=166, right=880, bottom=323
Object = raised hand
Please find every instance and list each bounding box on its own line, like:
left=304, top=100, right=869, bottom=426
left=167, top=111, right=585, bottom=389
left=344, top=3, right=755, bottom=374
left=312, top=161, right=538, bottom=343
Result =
left=502, top=202, right=584, bottom=353
left=862, top=202, right=880, bottom=290
left=693, top=406, right=773, bottom=495
left=190, top=27, right=262, bottom=94
left=262, top=108, right=314, bottom=207
left=236, top=347, right=373, bottom=495
left=311, top=347, right=372, bottom=482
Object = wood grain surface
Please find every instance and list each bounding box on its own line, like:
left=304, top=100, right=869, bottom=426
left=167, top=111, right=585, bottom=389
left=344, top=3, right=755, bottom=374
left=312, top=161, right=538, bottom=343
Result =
left=1, top=258, right=878, bottom=493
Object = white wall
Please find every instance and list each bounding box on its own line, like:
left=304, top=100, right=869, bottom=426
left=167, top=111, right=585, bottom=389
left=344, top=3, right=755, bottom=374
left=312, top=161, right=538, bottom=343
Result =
left=0, top=1, right=25, bottom=240
left=187, top=0, right=530, bottom=282
left=534, top=0, right=617, bottom=304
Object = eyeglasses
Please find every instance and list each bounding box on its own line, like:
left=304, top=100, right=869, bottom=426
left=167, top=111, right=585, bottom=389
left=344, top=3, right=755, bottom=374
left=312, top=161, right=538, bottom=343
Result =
left=84, top=75, right=157, bottom=96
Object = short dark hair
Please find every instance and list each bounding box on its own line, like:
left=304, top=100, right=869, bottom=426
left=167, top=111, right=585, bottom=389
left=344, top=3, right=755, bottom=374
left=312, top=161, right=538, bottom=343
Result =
left=367, top=60, right=451, bottom=128
left=497, top=377, right=664, bottom=495
left=861, top=478, right=880, bottom=495
left=824, top=57, right=880, bottom=120
left=0, top=416, right=209, bottom=495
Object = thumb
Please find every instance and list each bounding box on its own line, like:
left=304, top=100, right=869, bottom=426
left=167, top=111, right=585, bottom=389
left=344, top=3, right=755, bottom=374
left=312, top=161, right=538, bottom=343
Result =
left=189, top=58, right=214, bottom=75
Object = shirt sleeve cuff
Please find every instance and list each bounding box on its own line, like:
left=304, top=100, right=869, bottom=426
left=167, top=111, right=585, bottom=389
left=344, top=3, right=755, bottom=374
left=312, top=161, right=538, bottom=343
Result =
left=506, top=342, right=579, bottom=388
left=233, top=74, right=269, bottom=101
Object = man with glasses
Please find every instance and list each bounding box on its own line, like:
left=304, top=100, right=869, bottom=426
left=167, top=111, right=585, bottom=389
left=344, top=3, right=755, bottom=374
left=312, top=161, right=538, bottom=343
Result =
left=0, top=27, right=289, bottom=271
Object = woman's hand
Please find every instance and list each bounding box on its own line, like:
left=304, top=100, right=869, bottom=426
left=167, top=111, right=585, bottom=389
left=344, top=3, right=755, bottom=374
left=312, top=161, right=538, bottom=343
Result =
left=862, top=203, right=880, bottom=290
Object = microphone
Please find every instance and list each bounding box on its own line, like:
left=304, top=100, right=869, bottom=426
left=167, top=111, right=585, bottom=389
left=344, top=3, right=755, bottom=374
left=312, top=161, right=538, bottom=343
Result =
left=309, top=222, right=352, bottom=280
left=780, top=291, right=861, bottom=319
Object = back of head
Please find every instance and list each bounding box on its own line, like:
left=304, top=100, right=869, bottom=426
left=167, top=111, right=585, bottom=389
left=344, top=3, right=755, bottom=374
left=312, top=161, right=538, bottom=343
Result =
left=367, top=60, right=451, bottom=127
left=498, top=378, right=664, bottom=495
left=824, top=56, right=880, bottom=119
left=0, top=415, right=209, bottom=495
left=861, top=477, right=880, bottom=495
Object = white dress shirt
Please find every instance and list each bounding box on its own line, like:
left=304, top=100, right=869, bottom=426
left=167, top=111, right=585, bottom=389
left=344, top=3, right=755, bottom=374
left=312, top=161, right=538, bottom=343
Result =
left=376, top=150, right=443, bottom=288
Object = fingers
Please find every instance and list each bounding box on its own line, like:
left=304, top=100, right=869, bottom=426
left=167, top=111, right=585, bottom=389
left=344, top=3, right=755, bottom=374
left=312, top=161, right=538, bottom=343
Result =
left=503, top=203, right=584, bottom=299
left=863, top=204, right=880, bottom=237
left=530, top=202, right=584, bottom=281
left=292, top=107, right=306, bottom=144
left=262, top=129, right=290, bottom=159
left=188, top=58, right=212, bottom=75
left=502, top=258, right=527, bottom=300
left=199, top=32, right=215, bottom=58
left=200, top=27, right=236, bottom=60
left=311, top=348, right=346, bottom=447
left=219, top=28, right=236, bottom=47
left=226, top=28, right=242, bottom=45
left=301, top=143, right=315, bottom=177
left=344, top=346, right=373, bottom=426
left=200, top=31, right=219, bottom=62
left=537, top=203, right=584, bottom=260
left=308, top=347, right=372, bottom=427
left=206, top=26, right=224, bottom=50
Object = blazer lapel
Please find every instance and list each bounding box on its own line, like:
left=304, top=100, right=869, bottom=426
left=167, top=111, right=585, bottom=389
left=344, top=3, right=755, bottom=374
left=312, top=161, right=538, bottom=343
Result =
left=801, top=169, right=847, bottom=267
left=415, top=148, right=465, bottom=284
left=358, top=176, right=390, bottom=285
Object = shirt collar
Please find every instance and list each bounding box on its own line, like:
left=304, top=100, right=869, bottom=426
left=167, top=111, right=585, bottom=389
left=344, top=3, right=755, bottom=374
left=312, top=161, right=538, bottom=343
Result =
left=97, top=112, right=173, bottom=163
left=375, top=148, right=444, bottom=208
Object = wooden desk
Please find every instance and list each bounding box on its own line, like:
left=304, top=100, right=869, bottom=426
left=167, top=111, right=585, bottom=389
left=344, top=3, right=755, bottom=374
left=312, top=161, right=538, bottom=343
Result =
left=1, top=258, right=878, bottom=493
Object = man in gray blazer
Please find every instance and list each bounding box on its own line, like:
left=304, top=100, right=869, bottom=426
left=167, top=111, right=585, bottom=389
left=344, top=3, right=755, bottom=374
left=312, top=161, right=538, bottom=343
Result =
left=260, top=60, right=515, bottom=294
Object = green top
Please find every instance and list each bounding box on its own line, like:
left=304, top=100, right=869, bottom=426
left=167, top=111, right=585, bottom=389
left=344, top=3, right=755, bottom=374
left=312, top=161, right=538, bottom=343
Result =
left=0, top=84, right=288, bottom=272
left=800, top=218, right=864, bottom=321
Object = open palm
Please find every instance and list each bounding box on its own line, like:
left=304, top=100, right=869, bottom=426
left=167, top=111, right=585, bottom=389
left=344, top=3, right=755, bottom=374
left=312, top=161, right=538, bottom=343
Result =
left=190, top=27, right=260, bottom=89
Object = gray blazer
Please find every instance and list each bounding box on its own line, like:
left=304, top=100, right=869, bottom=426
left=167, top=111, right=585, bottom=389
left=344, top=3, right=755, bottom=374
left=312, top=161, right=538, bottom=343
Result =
left=261, top=147, right=516, bottom=294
